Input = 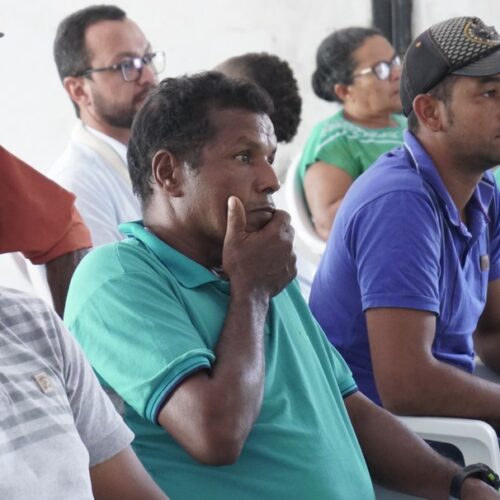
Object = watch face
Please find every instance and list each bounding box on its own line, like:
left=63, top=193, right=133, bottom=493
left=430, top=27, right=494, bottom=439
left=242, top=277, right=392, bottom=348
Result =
left=450, top=463, right=500, bottom=499
left=474, top=463, right=500, bottom=488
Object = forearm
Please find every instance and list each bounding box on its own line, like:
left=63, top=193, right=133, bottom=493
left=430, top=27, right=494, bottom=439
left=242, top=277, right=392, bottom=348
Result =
left=303, top=161, right=353, bottom=241
left=91, top=447, right=168, bottom=499
left=208, top=286, right=268, bottom=438
left=159, top=286, right=269, bottom=464
left=381, top=357, right=500, bottom=430
left=311, top=198, right=343, bottom=241
left=347, top=393, right=459, bottom=499
left=46, top=248, right=89, bottom=316
left=159, top=201, right=295, bottom=464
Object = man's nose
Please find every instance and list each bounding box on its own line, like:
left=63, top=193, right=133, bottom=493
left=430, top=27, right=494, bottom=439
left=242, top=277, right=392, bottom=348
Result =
left=257, top=160, right=281, bottom=194
left=138, top=63, right=157, bottom=86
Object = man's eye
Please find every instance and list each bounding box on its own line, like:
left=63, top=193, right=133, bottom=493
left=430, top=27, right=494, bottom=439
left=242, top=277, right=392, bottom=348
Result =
left=484, top=89, right=497, bottom=98
left=235, top=153, right=251, bottom=163
left=267, top=155, right=275, bottom=165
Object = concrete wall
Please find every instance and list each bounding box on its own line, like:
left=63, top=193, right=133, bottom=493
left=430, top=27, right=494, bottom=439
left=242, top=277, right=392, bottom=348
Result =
left=1, top=0, right=500, bottom=293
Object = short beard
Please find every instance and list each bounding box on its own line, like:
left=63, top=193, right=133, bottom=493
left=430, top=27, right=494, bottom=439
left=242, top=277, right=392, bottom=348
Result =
left=92, top=85, right=154, bottom=129
left=93, top=92, right=136, bottom=129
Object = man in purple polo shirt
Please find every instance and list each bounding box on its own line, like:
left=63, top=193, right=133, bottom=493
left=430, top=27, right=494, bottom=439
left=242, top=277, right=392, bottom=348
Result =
left=310, top=16, right=500, bottom=429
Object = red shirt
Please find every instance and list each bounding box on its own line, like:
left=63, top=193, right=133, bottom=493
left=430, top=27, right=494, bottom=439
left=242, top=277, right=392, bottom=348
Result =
left=0, top=146, right=92, bottom=264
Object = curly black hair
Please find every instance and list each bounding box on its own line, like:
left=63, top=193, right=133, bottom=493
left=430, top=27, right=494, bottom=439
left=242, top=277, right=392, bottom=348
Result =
left=216, top=53, right=302, bottom=144
left=312, top=27, right=382, bottom=103
left=128, top=71, right=274, bottom=206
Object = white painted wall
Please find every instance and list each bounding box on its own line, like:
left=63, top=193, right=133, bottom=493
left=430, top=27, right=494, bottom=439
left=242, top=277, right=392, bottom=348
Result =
left=1, top=0, right=500, bottom=293
left=3, top=0, right=500, bottom=171
left=0, top=0, right=372, bottom=173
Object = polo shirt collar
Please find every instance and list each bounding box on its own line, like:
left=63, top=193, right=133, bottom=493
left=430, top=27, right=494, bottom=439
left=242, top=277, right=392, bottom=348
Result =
left=119, top=221, right=221, bottom=289
left=403, top=130, right=494, bottom=230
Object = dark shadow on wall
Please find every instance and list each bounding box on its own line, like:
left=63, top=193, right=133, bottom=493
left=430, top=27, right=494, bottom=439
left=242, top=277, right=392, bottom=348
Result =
left=372, top=0, right=413, bottom=56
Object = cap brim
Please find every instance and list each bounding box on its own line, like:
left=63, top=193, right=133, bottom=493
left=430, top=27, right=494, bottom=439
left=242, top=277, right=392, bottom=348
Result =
left=452, top=47, right=500, bottom=76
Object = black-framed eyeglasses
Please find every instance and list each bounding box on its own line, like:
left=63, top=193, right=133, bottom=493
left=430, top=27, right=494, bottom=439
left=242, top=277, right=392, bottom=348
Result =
left=75, top=51, right=165, bottom=82
left=353, top=54, right=401, bottom=81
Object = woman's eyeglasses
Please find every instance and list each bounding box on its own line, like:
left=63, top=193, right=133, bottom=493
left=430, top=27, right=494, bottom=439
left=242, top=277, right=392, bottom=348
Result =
left=353, top=54, right=401, bottom=81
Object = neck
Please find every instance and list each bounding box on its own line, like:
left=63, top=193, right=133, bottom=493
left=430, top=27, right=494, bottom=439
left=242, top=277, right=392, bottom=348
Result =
left=81, top=114, right=130, bottom=145
left=417, top=134, right=482, bottom=213
left=343, top=107, right=395, bottom=129
left=143, top=208, right=222, bottom=270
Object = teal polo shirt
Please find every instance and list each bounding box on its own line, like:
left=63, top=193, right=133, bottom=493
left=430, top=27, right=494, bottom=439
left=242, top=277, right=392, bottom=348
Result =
left=65, top=221, right=374, bottom=500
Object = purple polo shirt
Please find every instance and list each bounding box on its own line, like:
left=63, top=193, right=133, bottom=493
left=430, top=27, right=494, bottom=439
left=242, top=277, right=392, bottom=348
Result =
left=309, top=130, right=500, bottom=405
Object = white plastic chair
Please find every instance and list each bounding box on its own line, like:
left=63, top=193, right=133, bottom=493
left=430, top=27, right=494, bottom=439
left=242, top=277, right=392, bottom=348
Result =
left=0, top=253, right=36, bottom=294
left=398, top=361, right=500, bottom=472
left=399, top=416, right=500, bottom=470
left=281, top=155, right=326, bottom=298
left=374, top=415, right=500, bottom=499
left=0, top=252, right=53, bottom=307
left=283, top=154, right=326, bottom=266
left=25, top=261, right=53, bottom=307
left=375, top=361, right=500, bottom=498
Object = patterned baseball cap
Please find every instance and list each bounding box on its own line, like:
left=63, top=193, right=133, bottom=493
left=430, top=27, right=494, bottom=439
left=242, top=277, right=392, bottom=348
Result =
left=401, top=16, right=500, bottom=116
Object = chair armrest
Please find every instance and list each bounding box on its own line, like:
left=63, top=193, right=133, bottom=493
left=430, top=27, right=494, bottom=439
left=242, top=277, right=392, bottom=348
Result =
left=398, top=416, right=500, bottom=470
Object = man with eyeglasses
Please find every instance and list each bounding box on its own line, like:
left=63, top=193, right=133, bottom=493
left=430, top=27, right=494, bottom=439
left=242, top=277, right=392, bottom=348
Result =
left=50, top=5, right=164, bottom=247
left=310, top=15, right=500, bottom=439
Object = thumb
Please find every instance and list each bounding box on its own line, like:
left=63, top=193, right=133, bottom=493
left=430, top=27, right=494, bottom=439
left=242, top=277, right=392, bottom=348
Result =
left=225, top=196, right=247, bottom=239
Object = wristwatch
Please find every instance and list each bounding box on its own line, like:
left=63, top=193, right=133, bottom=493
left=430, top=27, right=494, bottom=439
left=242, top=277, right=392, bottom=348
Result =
left=450, top=463, right=500, bottom=499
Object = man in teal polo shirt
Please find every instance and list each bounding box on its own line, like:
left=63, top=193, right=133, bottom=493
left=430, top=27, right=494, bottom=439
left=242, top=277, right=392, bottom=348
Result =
left=65, top=72, right=497, bottom=499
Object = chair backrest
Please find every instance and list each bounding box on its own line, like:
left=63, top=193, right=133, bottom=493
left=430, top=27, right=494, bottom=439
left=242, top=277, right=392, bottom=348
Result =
left=0, top=253, right=37, bottom=294
left=284, top=155, right=326, bottom=266
left=26, top=261, right=53, bottom=307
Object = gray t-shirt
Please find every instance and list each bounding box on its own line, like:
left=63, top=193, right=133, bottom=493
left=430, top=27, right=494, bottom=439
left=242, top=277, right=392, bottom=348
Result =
left=0, top=287, right=133, bottom=500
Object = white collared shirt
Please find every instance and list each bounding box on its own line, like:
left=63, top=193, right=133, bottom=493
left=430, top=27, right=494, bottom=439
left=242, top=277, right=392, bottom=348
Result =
left=49, top=122, right=141, bottom=247
left=86, top=126, right=128, bottom=165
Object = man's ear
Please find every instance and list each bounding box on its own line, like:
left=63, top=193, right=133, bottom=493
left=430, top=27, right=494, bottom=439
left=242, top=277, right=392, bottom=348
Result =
left=151, top=149, right=185, bottom=197
left=412, top=94, right=445, bottom=132
left=63, top=76, right=91, bottom=111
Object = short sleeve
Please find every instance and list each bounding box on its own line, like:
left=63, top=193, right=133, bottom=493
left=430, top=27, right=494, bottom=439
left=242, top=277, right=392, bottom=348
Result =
left=315, top=135, right=362, bottom=179
left=320, top=334, right=358, bottom=397
left=0, top=146, right=92, bottom=263
left=347, top=190, right=441, bottom=313
left=68, top=270, right=215, bottom=424
left=488, top=185, right=500, bottom=281
left=49, top=307, right=133, bottom=467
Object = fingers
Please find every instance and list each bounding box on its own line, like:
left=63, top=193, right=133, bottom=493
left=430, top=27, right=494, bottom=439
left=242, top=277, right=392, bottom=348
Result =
left=225, top=196, right=247, bottom=241
left=222, top=203, right=297, bottom=297
left=260, top=209, right=293, bottom=239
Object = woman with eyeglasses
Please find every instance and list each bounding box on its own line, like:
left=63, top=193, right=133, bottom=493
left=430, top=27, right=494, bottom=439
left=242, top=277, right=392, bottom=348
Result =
left=298, top=27, right=405, bottom=241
